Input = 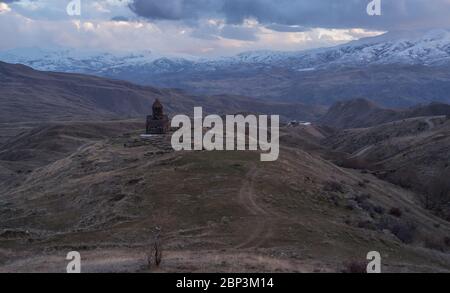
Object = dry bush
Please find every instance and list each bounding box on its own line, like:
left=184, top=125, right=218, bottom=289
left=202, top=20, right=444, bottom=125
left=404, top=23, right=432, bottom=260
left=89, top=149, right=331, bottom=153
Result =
left=424, top=237, right=447, bottom=252
left=390, top=222, right=417, bottom=244
left=337, top=157, right=370, bottom=170
left=445, top=237, right=450, bottom=247
left=358, top=180, right=370, bottom=188
left=378, top=217, right=417, bottom=244
left=147, top=227, right=163, bottom=268
left=424, top=172, right=450, bottom=218
left=323, top=181, right=345, bottom=193
left=342, top=261, right=367, bottom=274
left=373, top=206, right=385, bottom=215
left=358, top=220, right=377, bottom=231
left=389, top=207, right=403, bottom=218
left=383, top=168, right=420, bottom=190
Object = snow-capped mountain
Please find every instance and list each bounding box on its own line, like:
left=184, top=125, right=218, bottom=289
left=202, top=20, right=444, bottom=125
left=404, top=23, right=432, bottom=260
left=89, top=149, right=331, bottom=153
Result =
left=210, top=29, right=450, bottom=70
left=291, top=29, right=450, bottom=68
left=0, top=47, right=199, bottom=75
left=2, top=29, right=450, bottom=108
left=2, top=29, right=450, bottom=77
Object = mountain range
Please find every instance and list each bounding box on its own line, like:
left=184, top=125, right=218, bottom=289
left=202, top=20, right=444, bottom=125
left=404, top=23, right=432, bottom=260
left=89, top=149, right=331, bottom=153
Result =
left=0, top=61, right=324, bottom=124
left=2, top=29, right=450, bottom=73
left=2, top=29, right=450, bottom=108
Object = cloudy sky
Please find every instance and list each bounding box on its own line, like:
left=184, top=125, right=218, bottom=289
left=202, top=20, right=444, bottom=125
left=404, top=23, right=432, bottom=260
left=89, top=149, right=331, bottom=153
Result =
left=0, top=0, right=449, bottom=57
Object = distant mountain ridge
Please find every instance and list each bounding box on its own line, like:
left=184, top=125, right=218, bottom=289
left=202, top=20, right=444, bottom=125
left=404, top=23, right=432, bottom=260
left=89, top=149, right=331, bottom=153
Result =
left=319, top=98, right=450, bottom=129
left=2, top=29, right=450, bottom=75
left=2, top=29, right=450, bottom=108
left=0, top=61, right=323, bottom=123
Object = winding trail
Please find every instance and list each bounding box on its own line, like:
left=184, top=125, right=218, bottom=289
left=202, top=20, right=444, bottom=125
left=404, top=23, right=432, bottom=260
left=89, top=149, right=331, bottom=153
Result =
left=423, top=116, right=446, bottom=129
left=349, top=145, right=374, bottom=159
left=234, top=164, right=275, bottom=249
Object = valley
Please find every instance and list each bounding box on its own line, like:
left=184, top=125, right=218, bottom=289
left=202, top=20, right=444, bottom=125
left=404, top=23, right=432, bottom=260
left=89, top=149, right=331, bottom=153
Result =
left=1, top=0, right=449, bottom=276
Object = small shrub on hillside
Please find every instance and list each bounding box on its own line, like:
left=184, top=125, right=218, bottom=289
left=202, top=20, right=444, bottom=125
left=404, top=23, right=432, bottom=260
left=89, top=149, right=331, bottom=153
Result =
left=444, top=237, right=450, bottom=247
left=378, top=217, right=417, bottom=244
left=355, top=194, right=371, bottom=203
left=357, top=179, right=370, bottom=187
left=337, top=158, right=369, bottom=170
left=374, top=206, right=385, bottom=215
left=358, top=221, right=377, bottom=231
left=323, top=181, right=345, bottom=193
left=342, top=261, right=367, bottom=274
left=390, top=222, right=417, bottom=244
left=389, top=208, right=403, bottom=218
left=147, top=227, right=163, bottom=268
left=424, top=172, right=450, bottom=219
left=424, top=237, right=447, bottom=252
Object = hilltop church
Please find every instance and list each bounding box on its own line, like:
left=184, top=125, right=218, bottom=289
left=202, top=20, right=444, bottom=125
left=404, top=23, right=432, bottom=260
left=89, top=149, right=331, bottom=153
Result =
left=146, top=99, right=170, bottom=134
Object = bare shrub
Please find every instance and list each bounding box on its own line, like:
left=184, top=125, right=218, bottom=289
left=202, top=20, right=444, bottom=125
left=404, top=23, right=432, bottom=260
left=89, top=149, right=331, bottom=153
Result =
left=424, top=237, right=447, bottom=252
left=342, top=261, right=367, bottom=274
left=444, top=236, right=450, bottom=247
left=147, top=226, right=162, bottom=268
left=337, top=157, right=369, bottom=170
left=358, top=220, right=377, bottom=231
left=390, top=222, right=417, bottom=244
left=378, top=217, right=417, bottom=244
left=323, top=181, right=345, bottom=193
left=389, top=207, right=402, bottom=218
left=424, top=171, right=450, bottom=218
left=355, top=194, right=374, bottom=214
left=374, top=206, right=385, bottom=215
left=384, top=168, right=420, bottom=190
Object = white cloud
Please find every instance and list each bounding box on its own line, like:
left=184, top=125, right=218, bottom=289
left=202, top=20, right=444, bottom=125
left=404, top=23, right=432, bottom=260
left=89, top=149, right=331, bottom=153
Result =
left=0, top=3, right=11, bottom=14
left=0, top=11, right=384, bottom=56
left=0, top=1, right=384, bottom=57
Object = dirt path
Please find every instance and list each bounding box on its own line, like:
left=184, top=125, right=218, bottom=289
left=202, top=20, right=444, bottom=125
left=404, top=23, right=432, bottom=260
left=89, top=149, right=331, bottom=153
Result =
left=423, top=116, right=446, bottom=129
left=349, top=145, right=374, bottom=159
left=234, top=164, right=275, bottom=249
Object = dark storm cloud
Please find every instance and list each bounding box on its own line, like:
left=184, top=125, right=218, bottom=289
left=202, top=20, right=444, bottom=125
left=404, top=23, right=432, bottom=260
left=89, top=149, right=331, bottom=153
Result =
left=111, top=16, right=130, bottom=22
left=220, top=25, right=259, bottom=41
left=129, top=0, right=450, bottom=30
left=265, top=24, right=309, bottom=33
left=128, top=0, right=221, bottom=21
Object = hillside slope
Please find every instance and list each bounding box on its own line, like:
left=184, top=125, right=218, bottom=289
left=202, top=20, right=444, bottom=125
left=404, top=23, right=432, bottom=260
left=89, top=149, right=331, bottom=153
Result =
left=324, top=116, right=450, bottom=220
left=0, top=122, right=449, bottom=272
left=318, top=99, right=450, bottom=129
left=0, top=61, right=323, bottom=123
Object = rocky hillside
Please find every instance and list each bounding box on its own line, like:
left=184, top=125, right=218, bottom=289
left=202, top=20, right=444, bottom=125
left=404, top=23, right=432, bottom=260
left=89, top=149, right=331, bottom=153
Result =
left=318, top=99, right=450, bottom=129
left=0, top=121, right=449, bottom=272
left=324, top=114, right=450, bottom=220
